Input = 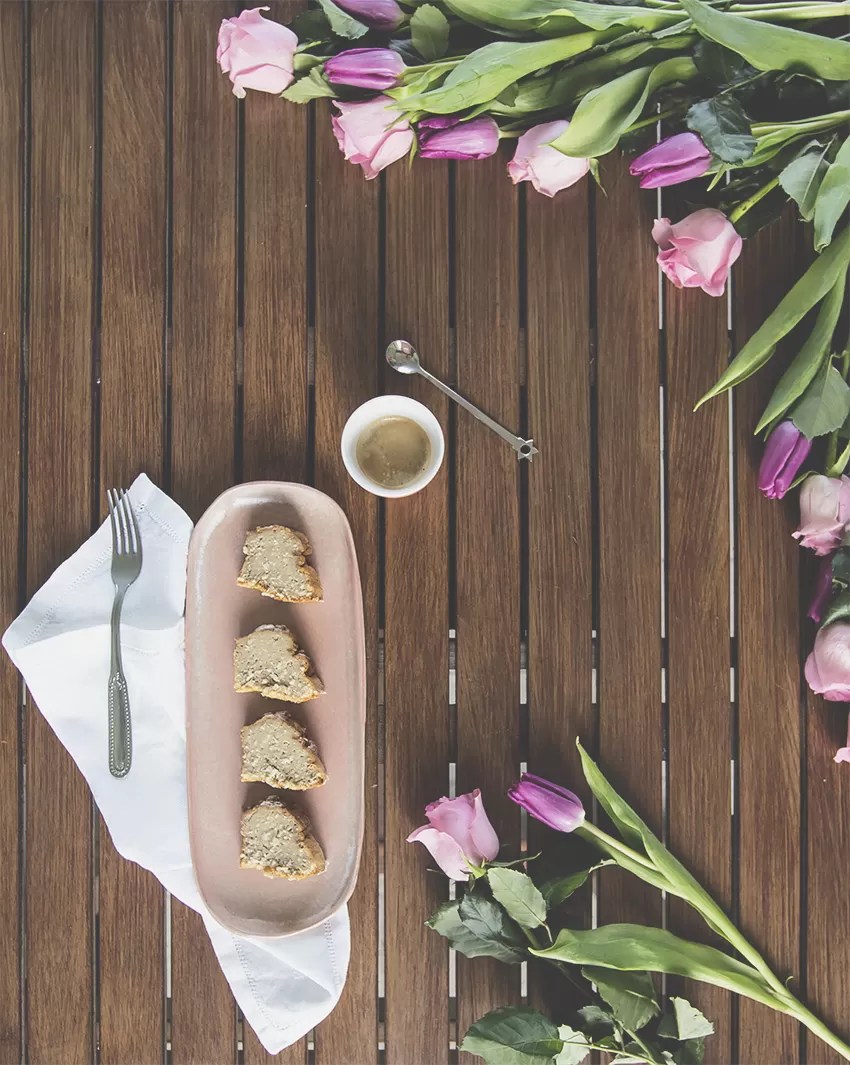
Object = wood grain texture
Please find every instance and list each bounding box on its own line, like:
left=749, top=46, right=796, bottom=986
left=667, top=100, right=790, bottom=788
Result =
left=0, top=3, right=22, bottom=1062
left=665, top=281, right=732, bottom=1063
left=26, top=5, right=96, bottom=1062
left=311, top=111, right=379, bottom=1065
left=595, top=156, right=663, bottom=926
left=383, top=162, right=451, bottom=1065
left=171, top=3, right=238, bottom=1061
left=98, top=4, right=168, bottom=1062
left=454, top=152, right=522, bottom=1036
left=734, top=216, right=801, bottom=1065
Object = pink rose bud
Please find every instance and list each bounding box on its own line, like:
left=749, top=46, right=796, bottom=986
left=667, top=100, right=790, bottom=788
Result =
left=335, top=0, right=404, bottom=30
left=629, top=132, right=711, bottom=189
left=418, top=116, right=500, bottom=161
left=808, top=555, right=835, bottom=623
left=332, top=95, right=414, bottom=180
left=325, top=48, right=405, bottom=90
left=407, top=789, right=500, bottom=880
left=507, top=121, right=590, bottom=197
left=758, top=421, right=812, bottom=500
left=835, top=713, right=850, bottom=764
left=806, top=622, right=850, bottom=702
left=216, top=7, right=297, bottom=99
left=507, top=773, right=585, bottom=833
left=794, top=475, right=850, bottom=556
left=652, top=209, right=742, bottom=298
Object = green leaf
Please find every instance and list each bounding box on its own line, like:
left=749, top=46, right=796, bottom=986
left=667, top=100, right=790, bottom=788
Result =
left=679, top=0, right=850, bottom=82
left=791, top=364, right=850, bottom=438
left=531, top=925, right=784, bottom=1010
left=540, top=862, right=612, bottom=908
left=550, top=57, right=698, bottom=158
left=582, top=967, right=659, bottom=1030
left=819, top=589, right=850, bottom=629
left=460, top=1007, right=562, bottom=1065
left=755, top=274, right=848, bottom=433
left=427, top=898, right=526, bottom=963
left=833, top=549, right=850, bottom=588
left=442, top=0, right=679, bottom=33
left=291, top=8, right=332, bottom=40
left=662, top=1040, right=707, bottom=1065
left=292, top=52, right=326, bottom=74
left=696, top=226, right=850, bottom=407
left=575, top=1005, right=615, bottom=1037
left=314, top=0, right=369, bottom=39
left=487, top=868, right=547, bottom=929
left=281, top=67, right=336, bottom=103
left=657, top=997, right=715, bottom=1041
left=693, top=39, right=756, bottom=87
left=779, top=145, right=831, bottom=222
left=686, top=96, right=755, bottom=164
left=410, top=4, right=449, bottom=62
left=815, top=138, right=850, bottom=252
left=555, top=1025, right=590, bottom=1065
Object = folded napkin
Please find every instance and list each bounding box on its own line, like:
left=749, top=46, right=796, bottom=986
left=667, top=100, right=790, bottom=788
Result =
left=2, top=473, right=349, bottom=1055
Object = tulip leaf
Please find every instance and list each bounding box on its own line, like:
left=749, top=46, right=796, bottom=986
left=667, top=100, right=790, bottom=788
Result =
left=791, top=363, right=850, bottom=439
left=442, top=0, right=678, bottom=33
left=460, top=1007, right=563, bottom=1065
left=487, top=868, right=547, bottom=929
left=814, top=137, right=850, bottom=252
left=532, top=925, right=783, bottom=1010
left=693, top=39, right=757, bottom=88
left=696, top=226, right=850, bottom=408
left=410, top=4, right=449, bottom=62
left=314, top=0, right=369, bottom=39
left=679, top=0, right=850, bottom=82
left=755, top=274, right=847, bottom=433
left=657, top=997, right=715, bottom=1041
left=819, top=589, right=850, bottom=629
left=549, top=57, right=698, bottom=158
left=686, top=96, right=755, bottom=164
left=427, top=898, right=527, bottom=963
left=581, top=967, right=659, bottom=1030
left=779, top=143, right=831, bottom=222
left=282, top=67, right=336, bottom=103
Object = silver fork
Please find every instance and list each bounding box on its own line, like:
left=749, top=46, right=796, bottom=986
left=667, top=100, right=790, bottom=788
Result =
left=107, top=489, right=142, bottom=778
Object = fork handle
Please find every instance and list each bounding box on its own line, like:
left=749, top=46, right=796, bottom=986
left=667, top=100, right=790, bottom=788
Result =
left=108, top=592, right=132, bottom=778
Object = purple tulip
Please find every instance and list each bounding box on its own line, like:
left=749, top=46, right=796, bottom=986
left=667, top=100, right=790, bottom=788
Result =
left=325, top=48, right=405, bottom=90
left=758, top=421, right=812, bottom=500
left=808, top=556, right=835, bottom=623
left=334, top=0, right=404, bottom=30
left=508, top=773, right=585, bottom=833
left=629, top=132, right=711, bottom=189
left=418, top=115, right=500, bottom=161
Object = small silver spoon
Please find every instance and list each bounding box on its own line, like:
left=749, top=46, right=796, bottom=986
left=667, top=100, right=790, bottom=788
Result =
left=385, top=340, right=538, bottom=461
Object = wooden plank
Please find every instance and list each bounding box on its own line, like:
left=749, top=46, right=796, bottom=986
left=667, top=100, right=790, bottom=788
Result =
left=26, top=3, right=96, bottom=1061
left=595, top=157, right=662, bottom=925
left=311, top=110, right=379, bottom=1065
left=454, top=153, right=522, bottom=1036
left=170, top=3, right=238, bottom=1061
left=98, top=4, right=168, bottom=1062
left=383, top=162, right=451, bottom=1064
left=734, top=216, right=801, bottom=1065
left=0, top=3, right=23, bottom=1061
left=665, top=280, right=732, bottom=1063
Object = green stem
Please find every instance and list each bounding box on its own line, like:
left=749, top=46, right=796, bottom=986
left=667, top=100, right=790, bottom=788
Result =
left=785, top=996, right=850, bottom=1061
left=625, top=106, right=682, bottom=134
left=579, top=823, right=658, bottom=872
left=729, top=176, right=780, bottom=223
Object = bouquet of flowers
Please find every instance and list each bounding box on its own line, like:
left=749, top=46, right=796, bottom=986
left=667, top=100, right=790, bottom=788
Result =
left=217, top=0, right=850, bottom=746
left=406, top=743, right=850, bottom=1063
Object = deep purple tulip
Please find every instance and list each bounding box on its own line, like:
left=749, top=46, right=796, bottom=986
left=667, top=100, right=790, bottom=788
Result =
left=808, top=556, right=835, bottom=623
left=334, top=0, right=404, bottom=30
left=418, top=115, right=500, bottom=161
left=325, top=48, right=405, bottom=90
left=758, top=421, right=812, bottom=500
left=508, top=773, right=585, bottom=833
left=629, top=132, right=711, bottom=189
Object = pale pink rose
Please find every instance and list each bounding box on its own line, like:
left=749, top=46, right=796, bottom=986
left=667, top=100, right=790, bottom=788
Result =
left=407, top=789, right=499, bottom=880
left=507, top=121, right=589, bottom=197
left=835, top=713, right=850, bottom=764
left=806, top=623, right=850, bottom=702
left=652, top=209, right=742, bottom=297
left=331, top=96, right=414, bottom=180
left=794, top=475, right=850, bottom=556
left=217, top=7, right=297, bottom=99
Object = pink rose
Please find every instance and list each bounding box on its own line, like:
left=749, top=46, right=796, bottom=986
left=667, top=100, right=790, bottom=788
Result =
left=652, top=209, right=742, bottom=298
left=332, top=96, right=414, bottom=180
left=407, top=789, right=499, bottom=880
left=794, top=475, right=850, bottom=556
left=507, top=121, right=590, bottom=197
left=806, top=623, right=850, bottom=702
left=835, top=713, right=850, bottom=765
left=217, top=7, right=297, bottom=99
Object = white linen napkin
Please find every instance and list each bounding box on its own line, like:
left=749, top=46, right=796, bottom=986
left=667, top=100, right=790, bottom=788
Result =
left=2, top=473, right=350, bottom=1055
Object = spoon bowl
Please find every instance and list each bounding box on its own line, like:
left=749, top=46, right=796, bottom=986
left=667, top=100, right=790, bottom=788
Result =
left=385, top=340, right=421, bottom=375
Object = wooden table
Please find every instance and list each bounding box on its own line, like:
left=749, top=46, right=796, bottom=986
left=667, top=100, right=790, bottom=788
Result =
left=1, top=3, right=848, bottom=1063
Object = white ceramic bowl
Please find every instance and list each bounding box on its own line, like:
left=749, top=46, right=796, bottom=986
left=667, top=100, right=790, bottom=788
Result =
left=341, top=395, right=445, bottom=499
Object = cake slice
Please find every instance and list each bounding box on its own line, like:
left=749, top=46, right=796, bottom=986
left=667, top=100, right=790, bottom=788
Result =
left=237, top=525, right=323, bottom=603
left=234, top=624, right=324, bottom=703
left=240, top=797, right=326, bottom=880
left=241, top=711, right=327, bottom=790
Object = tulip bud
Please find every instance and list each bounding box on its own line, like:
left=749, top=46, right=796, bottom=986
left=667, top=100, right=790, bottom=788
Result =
left=334, top=0, right=403, bottom=31
left=629, top=132, right=711, bottom=189
left=507, top=773, right=585, bottom=833
left=418, top=116, right=500, bottom=161
left=325, top=48, right=404, bottom=90
left=758, top=421, right=812, bottom=500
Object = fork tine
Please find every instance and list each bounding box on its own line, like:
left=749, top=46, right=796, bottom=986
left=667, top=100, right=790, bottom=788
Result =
left=114, top=488, right=129, bottom=555
left=120, top=490, right=138, bottom=554
left=123, top=490, right=142, bottom=555
left=108, top=489, right=121, bottom=555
